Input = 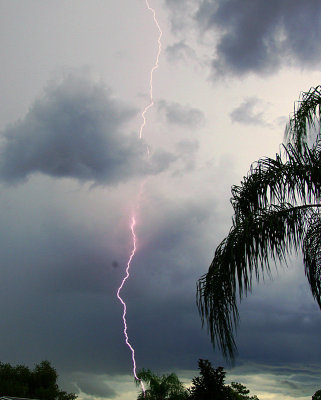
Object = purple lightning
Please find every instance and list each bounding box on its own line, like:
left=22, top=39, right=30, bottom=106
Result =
left=116, top=215, right=144, bottom=389
left=116, top=0, right=162, bottom=395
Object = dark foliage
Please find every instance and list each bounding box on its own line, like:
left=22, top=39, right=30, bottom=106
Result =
left=313, top=389, right=321, bottom=400
left=188, top=359, right=259, bottom=400
left=136, top=368, right=189, bottom=400
left=189, top=360, right=228, bottom=400
left=198, top=85, right=321, bottom=359
left=0, top=360, right=77, bottom=400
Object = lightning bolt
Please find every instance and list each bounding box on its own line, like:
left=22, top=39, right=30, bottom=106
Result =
left=116, top=0, right=162, bottom=395
left=116, top=215, right=144, bottom=388
left=139, top=0, right=162, bottom=140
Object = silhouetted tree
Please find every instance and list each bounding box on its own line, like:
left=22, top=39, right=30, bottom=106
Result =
left=188, top=360, right=259, bottom=400
left=313, top=390, right=321, bottom=400
left=188, top=359, right=229, bottom=400
left=198, top=85, right=321, bottom=359
left=136, top=368, right=188, bottom=400
left=228, top=382, right=259, bottom=400
left=0, top=360, right=77, bottom=400
left=0, top=362, right=31, bottom=397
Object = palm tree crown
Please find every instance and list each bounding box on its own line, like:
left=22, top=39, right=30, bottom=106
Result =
left=135, top=368, right=188, bottom=400
left=197, top=85, right=321, bottom=360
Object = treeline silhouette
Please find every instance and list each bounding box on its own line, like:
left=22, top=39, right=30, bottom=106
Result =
left=0, top=360, right=76, bottom=400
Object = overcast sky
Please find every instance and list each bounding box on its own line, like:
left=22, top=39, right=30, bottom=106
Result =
left=1, top=1, right=321, bottom=400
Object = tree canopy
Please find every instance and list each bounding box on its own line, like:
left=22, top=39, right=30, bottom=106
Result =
left=313, top=389, right=321, bottom=400
left=0, top=360, right=76, bottom=400
left=188, top=359, right=259, bottom=400
left=136, top=360, right=259, bottom=400
left=197, top=85, right=321, bottom=359
left=188, top=359, right=228, bottom=400
left=136, top=368, right=188, bottom=400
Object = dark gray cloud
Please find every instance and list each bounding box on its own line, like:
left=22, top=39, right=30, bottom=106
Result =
left=0, top=177, right=223, bottom=376
left=197, top=0, right=321, bottom=76
left=0, top=74, right=175, bottom=185
left=149, top=148, right=178, bottom=174
left=230, top=97, right=269, bottom=126
left=235, top=259, right=321, bottom=365
left=158, top=100, right=205, bottom=128
left=166, top=0, right=321, bottom=76
left=0, top=168, right=320, bottom=396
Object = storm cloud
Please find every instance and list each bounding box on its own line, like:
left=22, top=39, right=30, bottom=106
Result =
left=0, top=74, right=174, bottom=185
left=197, top=0, right=321, bottom=76
left=158, top=100, right=205, bottom=128
left=0, top=179, right=222, bottom=376
left=166, top=0, right=321, bottom=76
left=230, top=97, right=269, bottom=126
left=1, top=1, right=321, bottom=399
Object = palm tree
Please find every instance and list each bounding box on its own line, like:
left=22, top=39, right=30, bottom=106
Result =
left=197, top=85, right=321, bottom=360
left=135, top=368, right=188, bottom=400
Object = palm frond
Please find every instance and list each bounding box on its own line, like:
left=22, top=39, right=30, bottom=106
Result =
left=285, top=85, right=321, bottom=151
left=231, top=142, right=321, bottom=219
left=136, top=369, right=187, bottom=400
left=303, top=211, right=321, bottom=308
left=197, top=204, right=312, bottom=359
left=197, top=263, right=238, bottom=359
left=200, top=85, right=321, bottom=362
left=136, top=368, right=154, bottom=386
